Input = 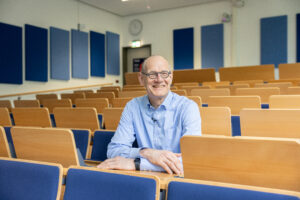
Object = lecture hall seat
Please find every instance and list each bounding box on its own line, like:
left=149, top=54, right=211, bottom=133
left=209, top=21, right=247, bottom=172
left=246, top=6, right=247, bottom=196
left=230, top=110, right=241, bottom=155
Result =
left=200, top=107, right=232, bottom=136
left=102, top=107, right=124, bottom=130
left=0, top=100, right=12, bottom=112
left=167, top=179, right=300, bottom=200
left=206, top=96, right=261, bottom=136
left=11, top=107, right=52, bottom=127
left=0, top=126, right=11, bottom=158
left=180, top=135, right=300, bottom=192
left=90, top=130, right=138, bottom=162
left=90, top=130, right=115, bottom=161
left=11, top=126, right=81, bottom=168
left=53, top=107, right=100, bottom=132
left=240, top=108, right=300, bottom=138
left=13, top=99, right=40, bottom=108
left=111, top=97, right=133, bottom=107
left=0, top=157, right=63, bottom=200
left=63, top=166, right=160, bottom=200
left=0, top=107, right=12, bottom=126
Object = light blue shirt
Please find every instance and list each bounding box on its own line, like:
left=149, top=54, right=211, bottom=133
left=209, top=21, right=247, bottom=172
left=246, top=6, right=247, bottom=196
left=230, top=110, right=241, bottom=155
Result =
left=107, top=91, right=202, bottom=172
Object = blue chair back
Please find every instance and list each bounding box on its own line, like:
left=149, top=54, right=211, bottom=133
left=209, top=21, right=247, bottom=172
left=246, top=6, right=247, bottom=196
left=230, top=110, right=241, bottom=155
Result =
left=64, top=167, right=159, bottom=200
left=4, top=126, right=16, bottom=157
left=50, top=113, right=56, bottom=127
left=0, top=158, right=62, bottom=200
left=91, top=130, right=138, bottom=161
left=91, top=130, right=115, bottom=161
left=71, top=129, right=91, bottom=159
left=167, top=181, right=300, bottom=200
left=231, top=116, right=241, bottom=136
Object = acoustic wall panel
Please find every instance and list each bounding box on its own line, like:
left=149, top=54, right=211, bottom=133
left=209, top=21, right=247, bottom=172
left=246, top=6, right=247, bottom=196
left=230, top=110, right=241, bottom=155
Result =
left=50, top=27, right=70, bottom=80
left=71, top=29, right=89, bottom=79
left=106, top=31, right=120, bottom=75
left=201, top=24, right=224, bottom=71
left=261, top=15, right=287, bottom=67
left=90, top=31, right=105, bottom=77
left=25, top=24, right=48, bottom=82
left=173, top=27, right=194, bottom=70
left=297, top=13, right=300, bottom=62
left=0, top=22, right=22, bottom=84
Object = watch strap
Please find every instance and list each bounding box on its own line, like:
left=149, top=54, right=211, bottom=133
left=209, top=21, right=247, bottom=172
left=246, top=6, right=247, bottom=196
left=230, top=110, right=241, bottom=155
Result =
left=134, top=158, right=141, bottom=171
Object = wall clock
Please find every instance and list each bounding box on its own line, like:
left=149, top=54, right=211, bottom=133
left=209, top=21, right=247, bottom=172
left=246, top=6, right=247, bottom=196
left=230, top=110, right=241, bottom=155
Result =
left=129, top=19, right=143, bottom=36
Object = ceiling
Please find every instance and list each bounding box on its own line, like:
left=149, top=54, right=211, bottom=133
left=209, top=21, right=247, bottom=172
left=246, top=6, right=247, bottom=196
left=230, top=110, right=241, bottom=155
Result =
left=78, top=0, right=230, bottom=17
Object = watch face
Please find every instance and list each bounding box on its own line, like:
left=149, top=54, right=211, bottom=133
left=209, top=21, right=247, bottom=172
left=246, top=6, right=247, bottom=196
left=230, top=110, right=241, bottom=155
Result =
left=129, top=19, right=143, bottom=36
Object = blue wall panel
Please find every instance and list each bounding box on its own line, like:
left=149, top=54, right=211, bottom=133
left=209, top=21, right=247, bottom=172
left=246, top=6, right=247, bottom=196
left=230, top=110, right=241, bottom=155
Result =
left=297, top=13, right=300, bottom=62
left=50, top=27, right=70, bottom=80
left=71, top=30, right=89, bottom=79
left=261, top=15, right=287, bottom=67
left=0, top=22, right=23, bottom=84
left=106, top=31, right=120, bottom=75
left=173, top=27, right=194, bottom=70
left=25, top=24, right=48, bottom=82
left=201, top=24, right=224, bottom=71
left=90, top=31, right=105, bottom=77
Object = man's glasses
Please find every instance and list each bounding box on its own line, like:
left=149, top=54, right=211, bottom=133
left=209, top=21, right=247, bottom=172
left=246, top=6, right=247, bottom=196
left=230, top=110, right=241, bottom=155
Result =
left=141, top=71, right=171, bottom=80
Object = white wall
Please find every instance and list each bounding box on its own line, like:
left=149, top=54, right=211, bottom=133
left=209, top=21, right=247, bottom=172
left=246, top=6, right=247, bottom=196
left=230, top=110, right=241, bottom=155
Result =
left=122, top=1, right=232, bottom=69
left=122, top=0, right=300, bottom=69
left=233, top=0, right=300, bottom=66
left=0, top=0, right=123, bottom=97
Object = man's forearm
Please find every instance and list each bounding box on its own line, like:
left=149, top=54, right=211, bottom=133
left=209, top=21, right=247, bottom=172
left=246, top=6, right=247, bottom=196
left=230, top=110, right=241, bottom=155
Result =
left=107, top=143, right=143, bottom=159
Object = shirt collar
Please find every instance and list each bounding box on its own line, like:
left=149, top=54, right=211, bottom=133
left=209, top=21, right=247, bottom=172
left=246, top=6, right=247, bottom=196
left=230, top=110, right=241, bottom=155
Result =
left=145, top=91, right=173, bottom=110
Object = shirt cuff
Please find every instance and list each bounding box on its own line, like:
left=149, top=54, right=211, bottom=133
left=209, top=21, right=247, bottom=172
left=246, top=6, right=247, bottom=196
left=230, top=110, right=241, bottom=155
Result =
left=129, top=147, right=142, bottom=158
left=140, top=158, right=164, bottom=172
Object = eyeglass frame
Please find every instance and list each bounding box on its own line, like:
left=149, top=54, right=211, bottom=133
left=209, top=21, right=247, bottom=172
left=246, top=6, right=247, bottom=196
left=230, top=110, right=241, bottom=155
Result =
left=141, top=71, right=172, bottom=80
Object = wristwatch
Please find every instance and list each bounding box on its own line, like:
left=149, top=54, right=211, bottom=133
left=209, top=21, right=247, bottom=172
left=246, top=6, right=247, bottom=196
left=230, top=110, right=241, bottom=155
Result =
left=134, top=158, right=141, bottom=171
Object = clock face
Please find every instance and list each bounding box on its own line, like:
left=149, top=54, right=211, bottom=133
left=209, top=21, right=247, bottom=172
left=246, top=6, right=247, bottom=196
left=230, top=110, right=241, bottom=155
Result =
left=129, top=19, right=143, bottom=36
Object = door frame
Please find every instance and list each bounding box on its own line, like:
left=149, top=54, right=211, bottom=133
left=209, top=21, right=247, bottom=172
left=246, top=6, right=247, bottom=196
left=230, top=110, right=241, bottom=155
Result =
left=122, top=44, right=151, bottom=85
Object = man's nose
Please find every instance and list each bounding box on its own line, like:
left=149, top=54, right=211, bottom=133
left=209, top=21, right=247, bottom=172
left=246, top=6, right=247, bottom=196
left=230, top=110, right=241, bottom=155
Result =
left=154, top=73, right=163, bottom=81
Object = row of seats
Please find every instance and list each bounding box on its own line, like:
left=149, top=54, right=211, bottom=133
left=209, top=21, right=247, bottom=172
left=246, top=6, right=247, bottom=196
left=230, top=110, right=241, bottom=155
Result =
left=2, top=94, right=300, bottom=137
left=0, top=106, right=122, bottom=130
left=0, top=126, right=116, bottom=165
left=0, top=96, right=132, bottom=111
left=2, top=124, right=300, bottom=191
left=124, top=63, right=300, bottom=85
left=2, top=157, right=300, bottom=200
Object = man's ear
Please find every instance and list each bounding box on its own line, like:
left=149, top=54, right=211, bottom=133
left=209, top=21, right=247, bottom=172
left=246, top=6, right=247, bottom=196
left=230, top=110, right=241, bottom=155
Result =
left=138, top=72, right=144, bottom=86
left=169, top=72, right=173, bottom=85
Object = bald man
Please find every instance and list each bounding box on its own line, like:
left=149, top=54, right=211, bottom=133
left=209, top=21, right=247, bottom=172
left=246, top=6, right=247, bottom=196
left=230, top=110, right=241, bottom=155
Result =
left=97, top=55, right=201, bottom=175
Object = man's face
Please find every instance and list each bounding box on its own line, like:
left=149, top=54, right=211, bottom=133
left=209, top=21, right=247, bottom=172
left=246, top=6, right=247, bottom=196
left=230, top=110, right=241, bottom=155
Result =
left=140, top=56, right=173, bottom=100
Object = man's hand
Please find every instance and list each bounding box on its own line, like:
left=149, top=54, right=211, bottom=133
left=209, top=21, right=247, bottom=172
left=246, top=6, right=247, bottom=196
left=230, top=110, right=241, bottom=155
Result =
left=97, top=156, right=135, bottom=171
left=140, top=148, right=183, bottom=175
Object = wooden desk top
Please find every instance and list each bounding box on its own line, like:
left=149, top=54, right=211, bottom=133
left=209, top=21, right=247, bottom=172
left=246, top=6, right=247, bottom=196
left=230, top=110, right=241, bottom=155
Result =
left=64, top=161, right=178, bottom=190
left=122, top=170, right=177, bottom=189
